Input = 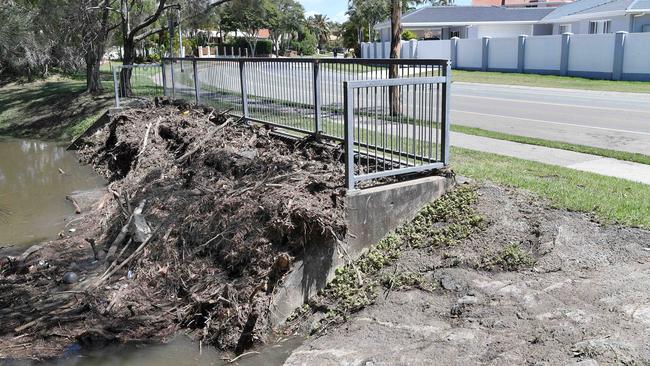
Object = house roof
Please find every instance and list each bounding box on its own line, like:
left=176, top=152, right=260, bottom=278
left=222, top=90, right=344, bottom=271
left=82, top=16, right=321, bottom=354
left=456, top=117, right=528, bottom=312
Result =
left=375, top=6, right=554, bottom=29
left=542, top=0, right=647, bottom=22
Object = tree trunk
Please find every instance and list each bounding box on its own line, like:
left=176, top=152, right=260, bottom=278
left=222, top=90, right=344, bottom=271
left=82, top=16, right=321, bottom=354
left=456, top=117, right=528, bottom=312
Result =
left=120, top=39, right=135, bottom=97
left=389, top=0, right=401, bottom=116
left=86, top=51, right=104, bottom=94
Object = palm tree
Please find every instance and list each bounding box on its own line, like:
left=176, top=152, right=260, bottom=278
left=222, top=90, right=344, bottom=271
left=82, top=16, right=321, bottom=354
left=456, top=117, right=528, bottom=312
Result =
left=308, top=14, right=331, bottom=51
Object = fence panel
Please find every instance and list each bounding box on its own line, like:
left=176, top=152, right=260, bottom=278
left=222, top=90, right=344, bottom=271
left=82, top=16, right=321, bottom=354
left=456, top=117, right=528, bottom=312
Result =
left=524, top=34, right=562, bottom=72
left=622, top=32, right=650, bottom=77
left=343, top=75, right=450, bottom=189
left=488, top=37, right=519, bottom=70
left=568, top=33, right=616, bottom=76
left=112, top=64, right=164, bottom=108
left=456, top=38, right=483, bottom=69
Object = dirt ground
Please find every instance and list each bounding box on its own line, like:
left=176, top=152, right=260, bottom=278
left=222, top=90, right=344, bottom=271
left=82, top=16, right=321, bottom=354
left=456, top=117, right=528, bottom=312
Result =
left=285, top=183, right=650, bottom=365
left=0, top=102, right=346, bottom=360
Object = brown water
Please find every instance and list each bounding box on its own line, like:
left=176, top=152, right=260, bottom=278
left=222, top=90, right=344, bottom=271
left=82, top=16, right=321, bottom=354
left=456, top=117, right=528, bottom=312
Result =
left=3, top=335, right=303, bottom=366
left=0, top=138, right=105, bottom=253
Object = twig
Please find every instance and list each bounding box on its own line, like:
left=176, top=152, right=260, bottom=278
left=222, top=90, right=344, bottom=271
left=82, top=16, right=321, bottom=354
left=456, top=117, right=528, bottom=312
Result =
left=66, top=196, right=82, bottom=214
left=227, top=351, right=260, bottom=363
left=93, top=225, right=162, bottom=289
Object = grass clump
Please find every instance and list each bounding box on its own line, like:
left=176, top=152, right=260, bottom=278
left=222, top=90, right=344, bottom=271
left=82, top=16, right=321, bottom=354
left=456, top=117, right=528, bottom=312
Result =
left=318, top=185, right=482, bottom=319
left=380, top=271, right=436, bottom=292
left=481, top=243, right=536, bottom=271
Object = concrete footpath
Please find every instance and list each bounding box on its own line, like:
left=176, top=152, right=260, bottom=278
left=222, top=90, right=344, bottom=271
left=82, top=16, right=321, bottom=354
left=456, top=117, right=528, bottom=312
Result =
left=452, top=132, right=650, bottom=185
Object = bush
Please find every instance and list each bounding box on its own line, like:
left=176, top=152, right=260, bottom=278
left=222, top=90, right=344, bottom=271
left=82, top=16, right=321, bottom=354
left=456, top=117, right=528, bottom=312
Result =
left=401, top=30, right=418, bottom=41
left=254, top=40, right=273, bottom=56
left=298, top=33, right=317, bottom=56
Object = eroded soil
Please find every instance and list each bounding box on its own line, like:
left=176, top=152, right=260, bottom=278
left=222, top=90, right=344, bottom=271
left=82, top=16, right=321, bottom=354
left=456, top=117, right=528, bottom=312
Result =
left=285, top=184, right=650, bottom=365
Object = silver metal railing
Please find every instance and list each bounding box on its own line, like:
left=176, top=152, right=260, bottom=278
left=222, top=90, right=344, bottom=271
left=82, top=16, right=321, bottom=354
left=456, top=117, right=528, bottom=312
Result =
left=112, top=64, right=165, bottom=108
left=343, top=75, right=450, bottom=189
left=113, top=57, right=451, bottom=189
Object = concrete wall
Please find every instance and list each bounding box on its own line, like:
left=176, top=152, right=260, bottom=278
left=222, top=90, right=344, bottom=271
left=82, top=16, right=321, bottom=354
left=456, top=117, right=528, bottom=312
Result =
left=568, top=33, right=616, bottom=77
left=488, top=37, right=519, bottom=70
left=473, top=24, right=534, bottom=38
left=622, top=32, right=650, bottom=80
left=362, top=31, right=650, bottom=81
left=418, top=40, right=452, bottom=59
left=456, top=38, right=483, bottom=69
left=525, top=34, right=562, bottom=72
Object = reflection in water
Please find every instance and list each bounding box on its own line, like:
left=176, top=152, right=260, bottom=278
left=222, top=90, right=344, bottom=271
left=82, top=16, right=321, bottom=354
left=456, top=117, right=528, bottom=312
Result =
left=7, top=335, right=303, bottom=366
left=0, top=139, right=105, bottom=251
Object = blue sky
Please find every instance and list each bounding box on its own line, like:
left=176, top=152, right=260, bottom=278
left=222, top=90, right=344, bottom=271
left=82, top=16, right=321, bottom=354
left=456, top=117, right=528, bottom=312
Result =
left=298, top=0, right=472, bottom=23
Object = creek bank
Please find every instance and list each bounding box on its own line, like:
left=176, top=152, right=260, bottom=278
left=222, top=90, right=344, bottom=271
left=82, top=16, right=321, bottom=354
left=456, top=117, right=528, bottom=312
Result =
left=0, top=102, right=348, bottom=360
left=283, top=183, right=650, bottom=365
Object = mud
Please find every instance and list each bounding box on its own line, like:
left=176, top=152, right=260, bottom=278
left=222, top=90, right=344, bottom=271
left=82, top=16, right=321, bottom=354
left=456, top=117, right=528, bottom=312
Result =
left=0, top=102, right=346, bottom=360
left=285, top=184, right=650, bottom=365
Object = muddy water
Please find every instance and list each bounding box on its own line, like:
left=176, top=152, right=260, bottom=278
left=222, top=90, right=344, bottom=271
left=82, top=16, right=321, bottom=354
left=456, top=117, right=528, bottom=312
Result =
left=0, top=138, right=105, bottom=253
left=6, top=335, right=303, bottom=366
left=0, top=138, right=302, bottom=364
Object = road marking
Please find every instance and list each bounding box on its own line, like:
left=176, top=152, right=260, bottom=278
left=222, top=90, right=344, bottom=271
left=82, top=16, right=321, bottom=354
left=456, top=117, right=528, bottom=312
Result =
left=451, top=110, right=650, bottom=137
left=454, top=94, right=650, bottom=114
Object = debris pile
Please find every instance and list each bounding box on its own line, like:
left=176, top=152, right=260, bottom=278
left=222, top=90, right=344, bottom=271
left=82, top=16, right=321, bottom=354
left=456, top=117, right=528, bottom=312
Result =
left=0, top=101, right=347, bottom=358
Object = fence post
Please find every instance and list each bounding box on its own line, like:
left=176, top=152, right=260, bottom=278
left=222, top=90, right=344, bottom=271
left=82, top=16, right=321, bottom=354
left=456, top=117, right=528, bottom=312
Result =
left=170, top=60, right=176, bottom=99
left=343, top=81, right=355, bottom=190
left=112, top=66, right=120, bottom=108
left=517, top=35, right=527, bottom=73
left=560, top=32, right=572, bottom=76
left=239, top=60, right=249, bottom=118
left=613, top=31, right=627, bottom=81
left=409, top=39, right=418, bottom=59
left=192, top=58, right=200, bottom=104
left=450, top=37, right=459, bottom=69
left=161, top=61, right=167, bottom=96
left=482, top=36, right=490, bottom=71
left=441, top=61, right=451, bottom=165
left=313, top=60, right=321, bottom=134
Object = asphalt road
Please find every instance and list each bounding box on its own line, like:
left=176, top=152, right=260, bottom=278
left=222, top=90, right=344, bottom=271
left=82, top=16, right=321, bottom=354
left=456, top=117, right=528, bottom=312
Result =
left=188, top=63, right=650, bottom=155
left=452, top=82, right=650, bottom=155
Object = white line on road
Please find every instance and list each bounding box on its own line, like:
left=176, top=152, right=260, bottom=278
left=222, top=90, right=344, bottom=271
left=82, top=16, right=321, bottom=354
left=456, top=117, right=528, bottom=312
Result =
left=451, top=110, right=650, bottom=137
left=454, top=94, right=650, bottom=114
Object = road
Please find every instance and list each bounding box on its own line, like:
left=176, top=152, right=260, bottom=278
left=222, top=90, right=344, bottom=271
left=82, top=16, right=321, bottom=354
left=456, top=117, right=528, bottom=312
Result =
left=183, top=63, right=650, bottom=155
left=452, top=82, right=650, bottom=155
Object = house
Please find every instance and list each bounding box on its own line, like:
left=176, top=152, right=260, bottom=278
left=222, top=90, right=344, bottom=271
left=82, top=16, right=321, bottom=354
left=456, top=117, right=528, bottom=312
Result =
left=376, top=0, right=650, bottom=41
left=375, top=6, right=556, bottom=41
left=541, top=0, right=650, bottom=34
left=472, top=0, right=572, bottom=8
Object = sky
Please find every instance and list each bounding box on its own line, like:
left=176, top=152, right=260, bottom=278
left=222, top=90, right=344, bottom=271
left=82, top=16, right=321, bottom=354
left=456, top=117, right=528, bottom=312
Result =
left=298, top=0, right=472, bottom=24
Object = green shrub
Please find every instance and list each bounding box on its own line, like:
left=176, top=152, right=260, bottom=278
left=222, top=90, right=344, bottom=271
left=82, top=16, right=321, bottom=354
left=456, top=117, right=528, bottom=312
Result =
left=298, top=33, right=318, bottom=55
left=401, top=30, right=418, bottom=41
left=255, top=40, right=273, bottom=56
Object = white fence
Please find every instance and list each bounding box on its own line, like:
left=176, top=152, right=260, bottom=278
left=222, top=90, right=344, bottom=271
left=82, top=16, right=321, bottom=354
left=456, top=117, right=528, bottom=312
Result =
left=360, top=31, right=650, bottom=81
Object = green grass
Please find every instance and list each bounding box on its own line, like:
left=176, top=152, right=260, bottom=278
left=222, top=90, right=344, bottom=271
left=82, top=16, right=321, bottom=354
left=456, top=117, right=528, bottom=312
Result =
left=452, top=70, right=650, bottom=94
left=452, top=124, right=650, bottom=166
left=452, top=147, right=650, bottom=229
left=0, top=74, right=113, bottom=141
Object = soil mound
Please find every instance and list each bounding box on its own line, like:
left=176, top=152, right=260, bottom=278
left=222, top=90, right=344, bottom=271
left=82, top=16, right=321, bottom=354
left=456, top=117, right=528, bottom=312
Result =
left=0, top=102, right=346, bottom=359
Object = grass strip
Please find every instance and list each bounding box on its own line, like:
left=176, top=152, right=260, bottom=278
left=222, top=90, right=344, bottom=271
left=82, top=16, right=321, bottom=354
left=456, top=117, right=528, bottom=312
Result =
left=452, top=124, right=650, bottom=166
left=451, top=146, right=650, bottom=229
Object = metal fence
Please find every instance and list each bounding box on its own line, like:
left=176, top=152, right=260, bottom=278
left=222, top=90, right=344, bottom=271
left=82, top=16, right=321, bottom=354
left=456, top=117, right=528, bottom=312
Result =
left=112, top=57, right=451, bottom=189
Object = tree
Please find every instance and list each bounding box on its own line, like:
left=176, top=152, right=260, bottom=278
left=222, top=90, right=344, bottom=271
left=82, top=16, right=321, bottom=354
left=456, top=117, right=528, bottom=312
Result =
left=81, top=0, right=119, bottom=94
left=221, top=0, right=278, bottom=56
left=307, top=14, right=330, bottom=51
left=267, top=0, right=305, bottom=56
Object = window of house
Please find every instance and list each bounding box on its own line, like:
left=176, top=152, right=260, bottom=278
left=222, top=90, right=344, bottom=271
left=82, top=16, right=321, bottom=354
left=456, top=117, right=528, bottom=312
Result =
left=589, top=21, right=598, bottom=34
left=603, top=20, right=612, bottom=33
left=559, top=24, right=572, bottom=34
